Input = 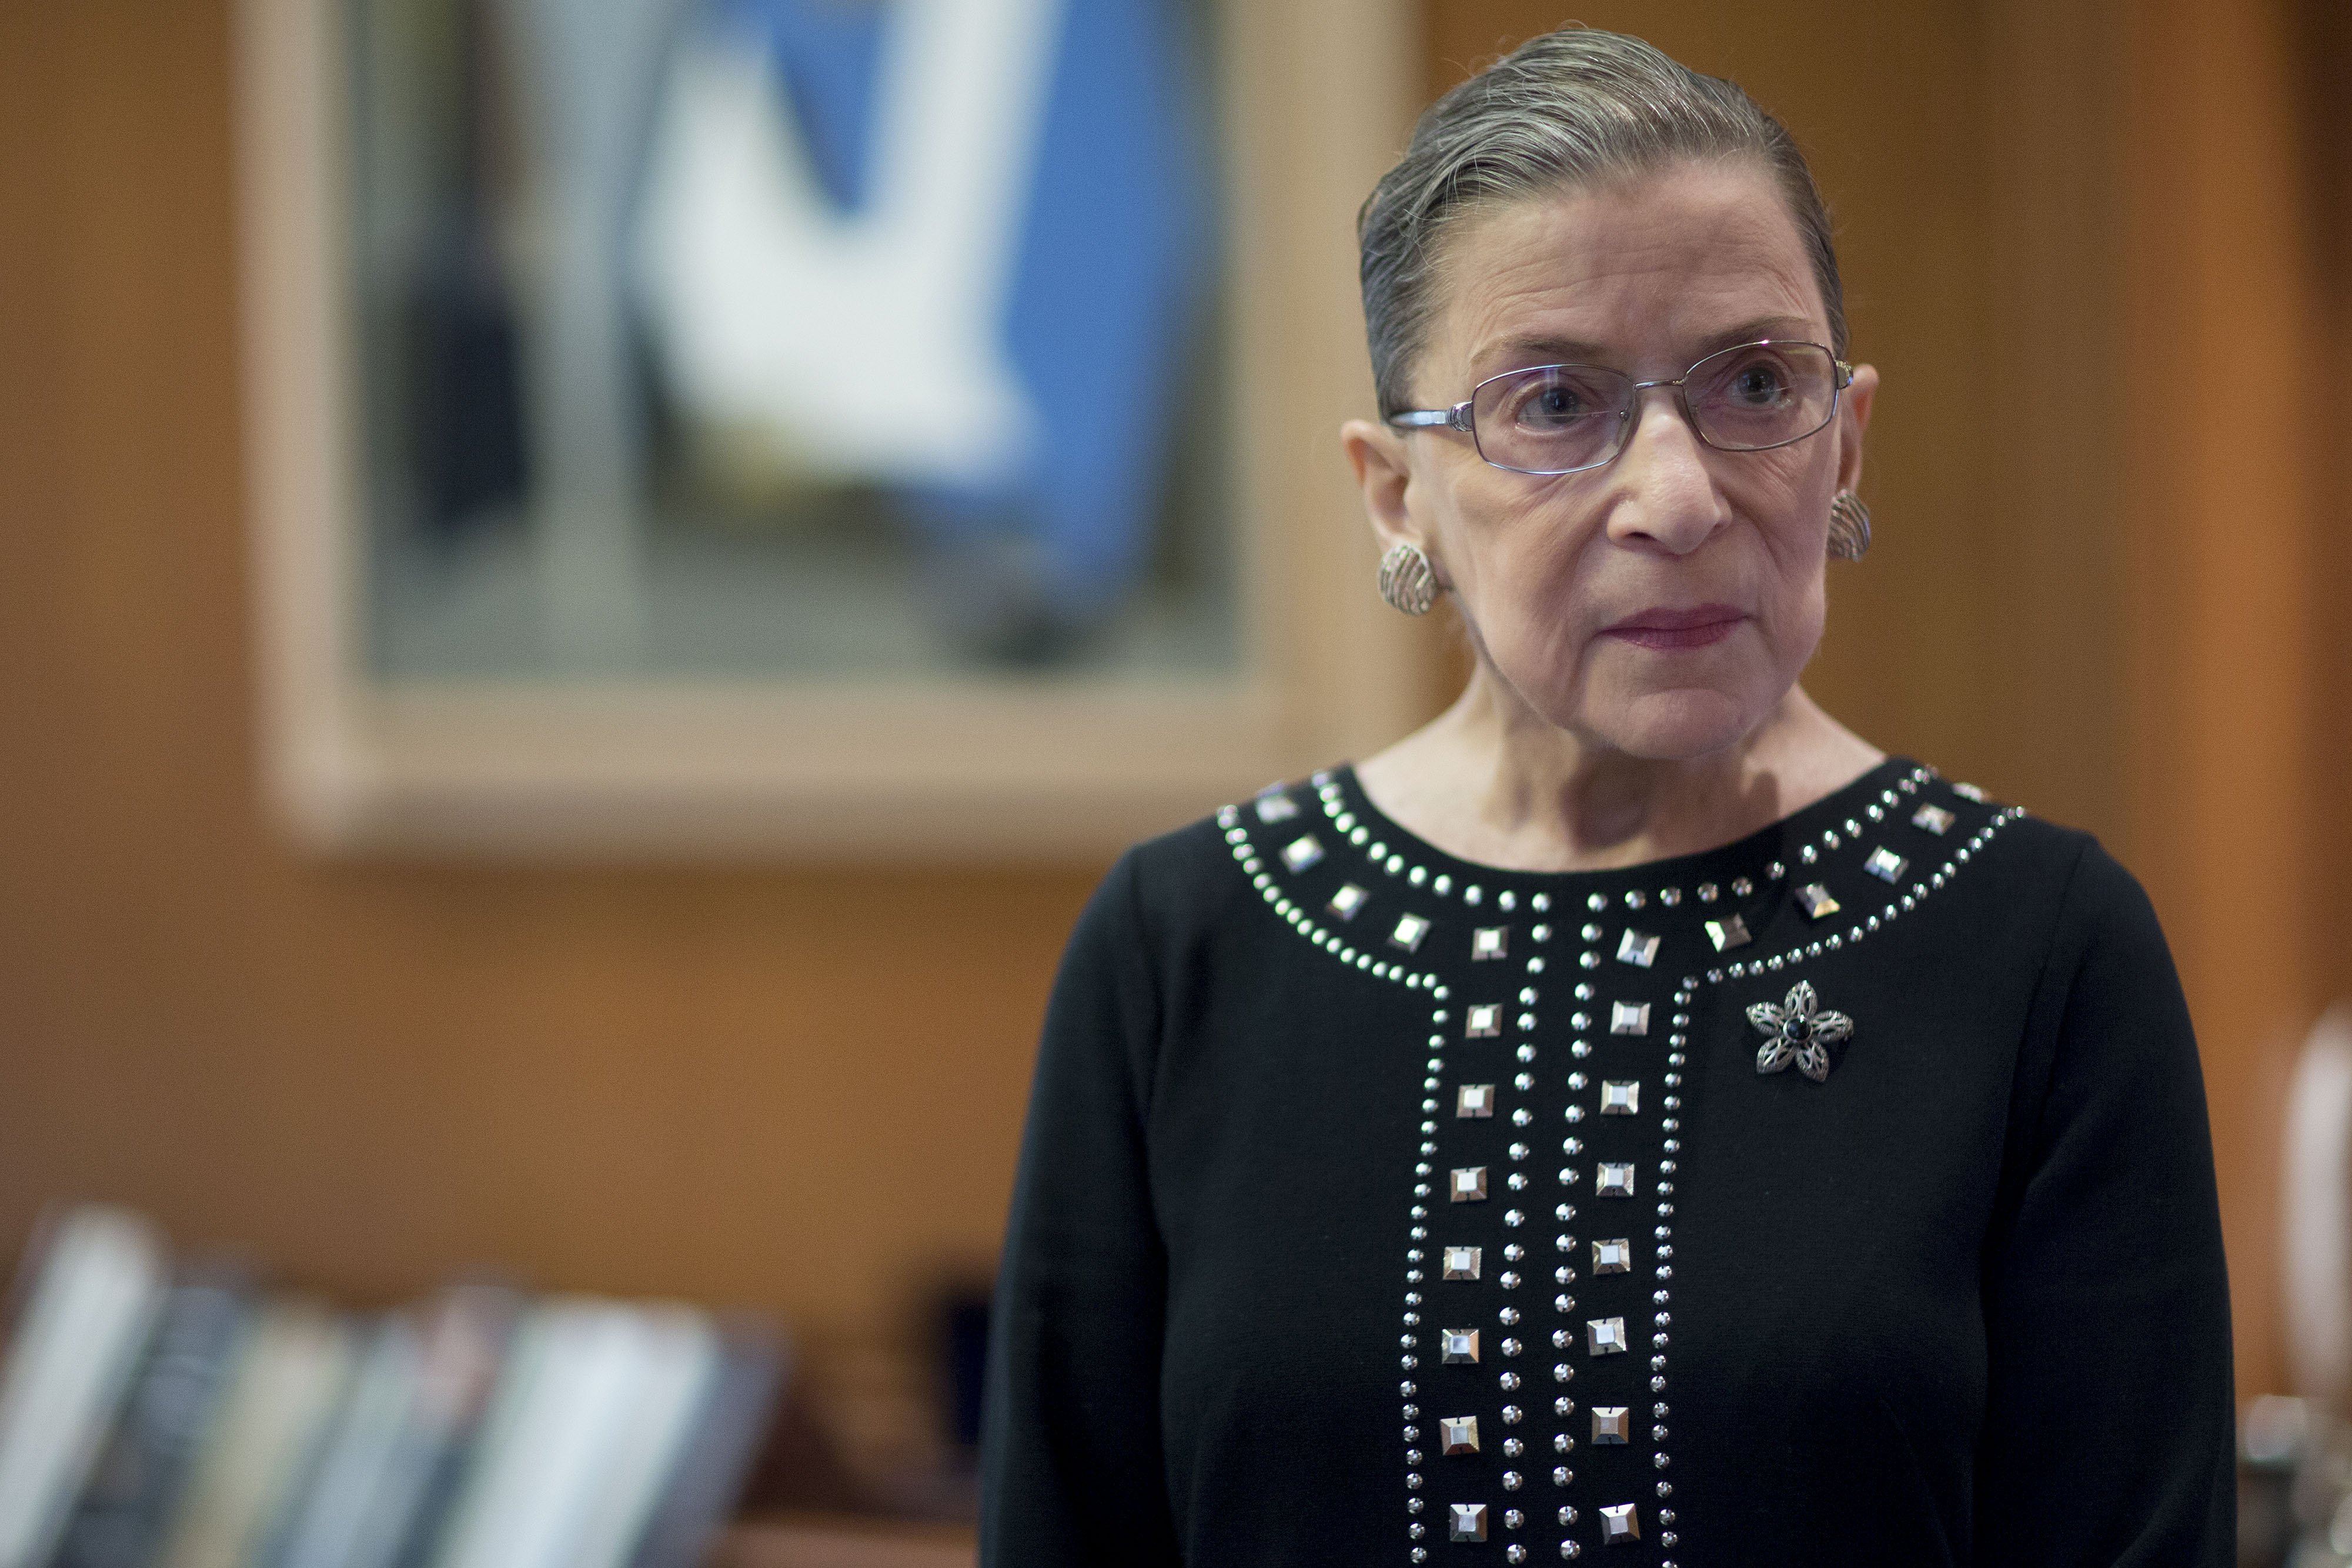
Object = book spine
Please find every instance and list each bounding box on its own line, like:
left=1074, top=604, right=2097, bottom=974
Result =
left=623, top=1326, right=786, bottom=1568
left=0, top=1206, right=169, bottom=1568
left=50, top=1271, right=255, bottom=1568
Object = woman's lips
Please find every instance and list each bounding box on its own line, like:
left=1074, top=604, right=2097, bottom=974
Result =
left=1598, top=604, right=1747, bottom=651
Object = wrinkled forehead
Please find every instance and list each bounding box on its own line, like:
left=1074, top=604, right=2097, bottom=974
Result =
left=1422, top=161, right=1829, bottom=389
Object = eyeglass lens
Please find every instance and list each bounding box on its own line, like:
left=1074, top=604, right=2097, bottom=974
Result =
left=1469, top=340, right=1841, bottom=476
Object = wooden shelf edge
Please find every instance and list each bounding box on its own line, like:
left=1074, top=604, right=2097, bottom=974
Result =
left=714, top=1514, right=978, bottom=1568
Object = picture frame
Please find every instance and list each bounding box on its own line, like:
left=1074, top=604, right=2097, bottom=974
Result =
left=232, top=0, right=1429, bottom=859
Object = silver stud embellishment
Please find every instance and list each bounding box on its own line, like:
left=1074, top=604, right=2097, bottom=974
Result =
left=1254, top=791, right=1298, bottom=823
left=1587, top=1318, right=1629, bottom=1355
left=1451, top=1168, right=1489, bottom=1203
left=1592, top=1239, right=1631, bottom=1274
left=1748, top=980, right=1855, bottom=1084
left=1441, top=1329, right=1480, bottom=1363
left=1912, top=803, right=1956, bottom=835
left=1863, top=847, right=1907, bottom=884
left=1599, top=1081, right=1639, bottom=1116
left=1615, top=930, right=1660, bottom=968
left=1703, top=914, right=1751, bottom=952
left=1609, top=1002, right=1651, bottom=1037
left=1444, top=1246, right=1482, bottom=1280
left=1449, top=1503, right=1489, bottom=1542
left=1281, top=835, right=1324, bottom=872
left=1328, top=884, right=1368, bottom=920
left=1600, top=1503, right=1639, bottom=1544
left=1793, top=883, right=1840, bottom=920
left=1591, top=1407, right=1631, bottom=1445
left=1392, top=914, right=1433, bottom=952
left=1441, top=1416, right=1479, bottom=1454
left=1468, top=1005, right=1502, bottom=1038
left=1458, top=1084, right=1496, bottom=1118
left=1474, top=927, right=1509, bottom=961
left=1595, top=1164, right=1635, bottom=1198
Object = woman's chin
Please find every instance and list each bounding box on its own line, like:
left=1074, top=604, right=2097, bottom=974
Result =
left=1565, top=686, right=1765, bottom=761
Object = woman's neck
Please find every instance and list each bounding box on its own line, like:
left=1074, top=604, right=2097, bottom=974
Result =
left=1353, top=666, right=1883, bottom=874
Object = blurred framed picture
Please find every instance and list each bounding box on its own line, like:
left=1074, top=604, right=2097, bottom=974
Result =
left=235, top=0, right=1424, bottom=857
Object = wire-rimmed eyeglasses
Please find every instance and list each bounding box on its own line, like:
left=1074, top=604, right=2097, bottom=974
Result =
left=1386, top=339, right=1853, bottom=477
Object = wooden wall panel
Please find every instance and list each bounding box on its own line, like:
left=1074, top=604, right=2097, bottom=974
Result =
left=2303, top=0, right=2352, bottom=1020
left=2120, top=0, right=2331, bottom=1401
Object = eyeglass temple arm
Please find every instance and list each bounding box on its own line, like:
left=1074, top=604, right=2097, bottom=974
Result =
left=1385, top=403, right=1472, bottom=432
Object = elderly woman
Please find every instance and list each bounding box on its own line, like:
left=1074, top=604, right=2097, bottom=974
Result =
left=981, top=27, right=2233, bottom=1567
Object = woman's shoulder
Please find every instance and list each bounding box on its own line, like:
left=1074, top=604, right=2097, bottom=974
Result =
left=1948, top=786, right=2160, bottom=942
left=1075, top=783, right=1305, bottom=951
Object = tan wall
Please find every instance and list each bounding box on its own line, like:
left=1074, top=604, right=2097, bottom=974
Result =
left=0, top=0, right=2342, bottom=1417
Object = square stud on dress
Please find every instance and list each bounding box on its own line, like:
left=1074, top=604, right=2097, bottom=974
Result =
left=1474, top=926, right=1509, bottom=961
left=1609, top=1002, right=1651, bottom=1036
left=1591, top=1407, right=1631, bottom=1445
left=1600, top=1503, right=1639, bottom=1544
left=1441, top=1329, right=1481, bottom=1364
left=1794, top=883, right=1842, bottom=920
left=1586, top=1318, right=1629, bottom=1355
left=1254, top=792, right=1299, bottom=823
left=1440, top=1416, right=1480, bottom=1455
left=1444, top=1246, right=1483, bottom=1281
left=1912, top=803, right=1957, bottom=835
left=1281, top=835, right=1324, bottom=872
left=1595, top=1164, right=1635, bottom=1198
left=1599, top=1081, right=1639, bottom=1116
left=1327, top=883, right=1369, bottom=921
left=1592, top=1239, right=1632, bottom=1273
left=1864, top=847, right=1908, bottom=884
left=1449, top=1503, right=1489, bottom=1543
left=1703, top=914, right=1752, bottom=952
left=1457, top=1084, right=1496, bottom=1118
left=1615, top=930, right=1660, bottom=968
left=1468, top=1005, right=1503, bottom=1038
left=1451, top=1167, right=1489, bottom=1202
left=1391, top=913, right=1433, bottom=952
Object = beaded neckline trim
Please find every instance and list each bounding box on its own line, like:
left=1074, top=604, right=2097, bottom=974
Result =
left=1214, top=762, right=2014, bottom=988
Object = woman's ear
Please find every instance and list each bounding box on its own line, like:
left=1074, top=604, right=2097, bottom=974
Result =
left=1835, top=362, right=1878, bottom=495
left=1341, top=417, right=1427, bottom=557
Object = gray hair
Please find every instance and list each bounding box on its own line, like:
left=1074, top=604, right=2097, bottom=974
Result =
left=1358, top=27, right=1847, bottom=417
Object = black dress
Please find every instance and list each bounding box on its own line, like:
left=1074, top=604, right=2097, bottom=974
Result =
left=980, top=758, right=2234, bottom=1567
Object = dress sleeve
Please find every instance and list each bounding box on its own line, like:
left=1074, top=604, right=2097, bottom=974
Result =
left=980, top=851, right=1183, bottom=1567
left=1973, top=841, right=2236, bottom=1564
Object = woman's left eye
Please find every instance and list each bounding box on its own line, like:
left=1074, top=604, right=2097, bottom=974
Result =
left=1729, top=364, right=1786, bottom=403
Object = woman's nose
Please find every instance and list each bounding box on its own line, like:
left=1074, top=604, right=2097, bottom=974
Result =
left=1603, top=389, right=1730, bottom=554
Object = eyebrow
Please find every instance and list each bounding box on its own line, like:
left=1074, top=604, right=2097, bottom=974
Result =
left=1478, top=315, right=1822, bottom=374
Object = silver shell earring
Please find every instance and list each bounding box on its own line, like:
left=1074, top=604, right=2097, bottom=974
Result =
left=1828, top=490, right=1872, bottom=561
left=1378, top=542, right=1439, bottom=616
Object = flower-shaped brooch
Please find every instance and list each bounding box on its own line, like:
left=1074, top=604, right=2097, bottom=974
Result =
left=1747, top=980, right=1854, bottom=1083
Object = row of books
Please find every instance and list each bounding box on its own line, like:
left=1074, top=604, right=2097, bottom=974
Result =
left=0, top=1207, right=783, bottom=1568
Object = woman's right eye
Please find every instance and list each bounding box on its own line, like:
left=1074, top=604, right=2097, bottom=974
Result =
left=1510, top=375, right=1598, bottom=429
